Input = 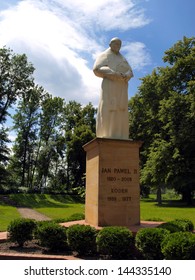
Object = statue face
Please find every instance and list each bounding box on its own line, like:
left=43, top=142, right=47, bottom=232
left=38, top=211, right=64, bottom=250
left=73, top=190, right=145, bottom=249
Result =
left=110, top=40, right=121, bottom=54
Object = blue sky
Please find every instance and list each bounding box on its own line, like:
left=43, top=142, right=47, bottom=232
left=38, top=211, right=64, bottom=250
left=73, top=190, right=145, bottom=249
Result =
left=0, top=0, right=194, bottom=107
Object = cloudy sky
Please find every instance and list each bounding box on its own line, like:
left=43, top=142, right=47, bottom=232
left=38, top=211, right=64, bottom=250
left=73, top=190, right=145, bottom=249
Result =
left=0, top=0, right=194, bottom=106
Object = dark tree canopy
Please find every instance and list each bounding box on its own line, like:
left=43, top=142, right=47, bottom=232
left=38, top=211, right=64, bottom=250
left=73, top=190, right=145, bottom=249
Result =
left=129, top=36, right=195, bottom=204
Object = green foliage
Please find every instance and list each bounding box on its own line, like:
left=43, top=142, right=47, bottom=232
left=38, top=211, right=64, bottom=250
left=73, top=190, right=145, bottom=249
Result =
left=67, top=212, right=85, bottom=221
left=96, top=226, right=134, bottom=259
left=157, top=222, right=184, bottom=233
left=0, top=47, right=35, bottom=189
left=1, top=48, right=96, bottom=193
left=7, top=218, right=36, bottom=246
left=10, top=86, right=45, bottom=189
left=64, top=101, right=96, bottom=189
left=161, top=232, right=195, bottom=260
left=54, top=212, right=85, bottom=223
left=66, top=224, right=97, bottom=256
left=129, top=36, right=195, bottom=204
left=0, top=47, right=34, bottom=125
left=6, top=96, right=96, bottom=193
left=35, top=222, right=68, bottom=252
left=0, top=128, right=11, bottom=189
left=162, top=189, right=181, bottom=200
left=37, top=95, right=66, bottom=192
left=175, top=219, right=194, bottom=231
left=135, top=228, right=169, bottom=260
left=158, top=219, right=194, bottom=233
left=72, top=186, right=86, bottom=199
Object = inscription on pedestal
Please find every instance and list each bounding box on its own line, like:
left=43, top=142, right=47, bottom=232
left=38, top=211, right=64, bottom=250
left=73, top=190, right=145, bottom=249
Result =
left=101, top=167, right=137, bottom=203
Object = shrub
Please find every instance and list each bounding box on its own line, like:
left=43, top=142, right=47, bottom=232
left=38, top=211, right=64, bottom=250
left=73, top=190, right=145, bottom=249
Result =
left=174, top=219, right=194, bottom=232
left=157, top=219, right=194, bottom=233
left=36, top=222, right=68, bottom=252
left=54, top=213, right=85, bottom=223
left=66, top=213, right=85, bottom=221
left=7, top=218, right=36, bottom=247
left=66, top=224, right=98, bottom=256
left=157, top=222, right=182, bottom=233
left=135, top=228, right=169, bottom=259
left=96, top=226, right=134, bottom=259
left=33, top=220, right=56, bottom=239
left=161, top=232, right=195, bottom=260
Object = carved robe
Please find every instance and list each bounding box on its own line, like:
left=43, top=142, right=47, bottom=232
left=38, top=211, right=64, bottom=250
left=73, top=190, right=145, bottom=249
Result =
left=93, top=48, right=133, bottom=139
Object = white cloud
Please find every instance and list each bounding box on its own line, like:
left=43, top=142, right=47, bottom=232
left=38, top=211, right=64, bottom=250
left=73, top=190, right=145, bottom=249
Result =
left=0, top=0, right=151, bottom=105
left=53, top=0, right=150, bottom=31
left=123, top=42, right=152, bottom=71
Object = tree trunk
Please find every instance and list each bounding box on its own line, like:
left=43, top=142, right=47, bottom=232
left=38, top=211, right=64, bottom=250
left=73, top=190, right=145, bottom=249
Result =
left=181, top=188, right=193, bottom=205
left=157, top=186, right=162, bottom=205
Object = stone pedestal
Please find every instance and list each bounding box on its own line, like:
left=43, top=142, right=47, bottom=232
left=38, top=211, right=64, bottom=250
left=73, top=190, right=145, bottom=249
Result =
left=83, top=138, right=142, bottom=227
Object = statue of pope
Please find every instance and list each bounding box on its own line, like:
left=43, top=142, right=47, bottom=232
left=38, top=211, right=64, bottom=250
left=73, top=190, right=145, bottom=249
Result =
left=93, top=37, right=133, bottom=139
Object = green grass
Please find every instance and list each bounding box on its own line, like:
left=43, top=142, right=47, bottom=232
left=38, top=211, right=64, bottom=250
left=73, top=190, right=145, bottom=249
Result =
left=36, top=206, right=85, bottom=220
left=0, top=194, right=85, bottom=231
left=0, top=205, right=21, bottom=231
left=0, top=194, right=195, bottom=232
left=9, top=193, right=85, bottom=220
left=9, top=193, right=84, bottom=207
left=35, top=195, right=85, bottom=220
left=140, top=197, right=195, bottom=225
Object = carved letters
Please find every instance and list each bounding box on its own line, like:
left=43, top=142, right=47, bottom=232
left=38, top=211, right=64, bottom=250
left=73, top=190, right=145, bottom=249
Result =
left=101, top=166, right=137, bottom=203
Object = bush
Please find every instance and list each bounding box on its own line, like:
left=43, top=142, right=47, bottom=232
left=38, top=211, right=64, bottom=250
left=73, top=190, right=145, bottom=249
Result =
left=157, top=219, right=194, bottom=233
left=66, top=213, right=85, bottom=221
left=54, top=213, right=85, bottom=223
left=66, top=224, right=98, bottom=256
left=33, top=220, right=56, bottom=239
left=96, top=226, right=134, bottom=259
left=174, top=219, right=194, bottom=232
left=161, top=232, right=195, bottom=260
left=135, top=228, right=169, bottom=259
left=157, top=222, right=183, bottom=233
left=7, top=218, right=36, bottom=247
left=36, top=222, right=68, bottom=252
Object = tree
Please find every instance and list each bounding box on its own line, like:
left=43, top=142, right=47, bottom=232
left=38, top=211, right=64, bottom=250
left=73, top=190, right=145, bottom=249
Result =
left=0, top=127, right=10, bottom=190
left=1, top=47, right=97, bottom=194
left=0, top=47, right=35, bottom=190
left=37, top=95, right=66, bottom=192
left=0, top=47, right=34, bottom=123
left=129, top=36, right=195, bottom=204
left=158, top=89, right=195, bottom=203
left=64, top=101, right=96, bottom=190
left=10, top=85, right=44, bottom=189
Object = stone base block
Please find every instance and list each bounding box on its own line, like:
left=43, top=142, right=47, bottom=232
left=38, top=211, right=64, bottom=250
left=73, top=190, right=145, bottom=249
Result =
left=83, top=138, right=142, bottom=227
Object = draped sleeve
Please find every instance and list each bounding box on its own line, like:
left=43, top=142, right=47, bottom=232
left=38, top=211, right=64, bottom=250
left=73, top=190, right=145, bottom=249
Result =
left=93, top=49, right=116, bottom=79
left=93, top=49, right=133, bottom=82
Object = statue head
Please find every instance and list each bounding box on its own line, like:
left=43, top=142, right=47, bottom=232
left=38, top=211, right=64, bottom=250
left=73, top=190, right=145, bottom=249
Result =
left=109, top=37, right=122, bottom=54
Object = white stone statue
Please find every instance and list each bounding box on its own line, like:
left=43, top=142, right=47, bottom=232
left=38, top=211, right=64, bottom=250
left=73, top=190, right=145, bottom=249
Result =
left=93, top=37, right=133, bottom=139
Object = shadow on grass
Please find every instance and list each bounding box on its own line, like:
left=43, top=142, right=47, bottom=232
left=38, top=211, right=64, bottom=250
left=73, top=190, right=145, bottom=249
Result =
left=6, top=194, right=84, bottom=208
left=141, top=197, right=195, bottom=208
left=154, top=200, right=195, bottom=208
left=50, top=194, right=84, bottom=204
left=141, top=198, right=156, bottom=203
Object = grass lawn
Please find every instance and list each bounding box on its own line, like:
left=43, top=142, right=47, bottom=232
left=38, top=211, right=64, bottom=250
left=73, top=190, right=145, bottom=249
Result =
left=0, top=205, right=21, bottom=231
left=9, top=193, right=85, bottom=220
left=0, top=194, right=195, bottom=231
left=140, top=197, right=195, bottom=225
left=0, top=194, right=85, bottom=231
left=34, top=195, right=85, bottom=220
left=36, top=205, right=85, bottom=220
